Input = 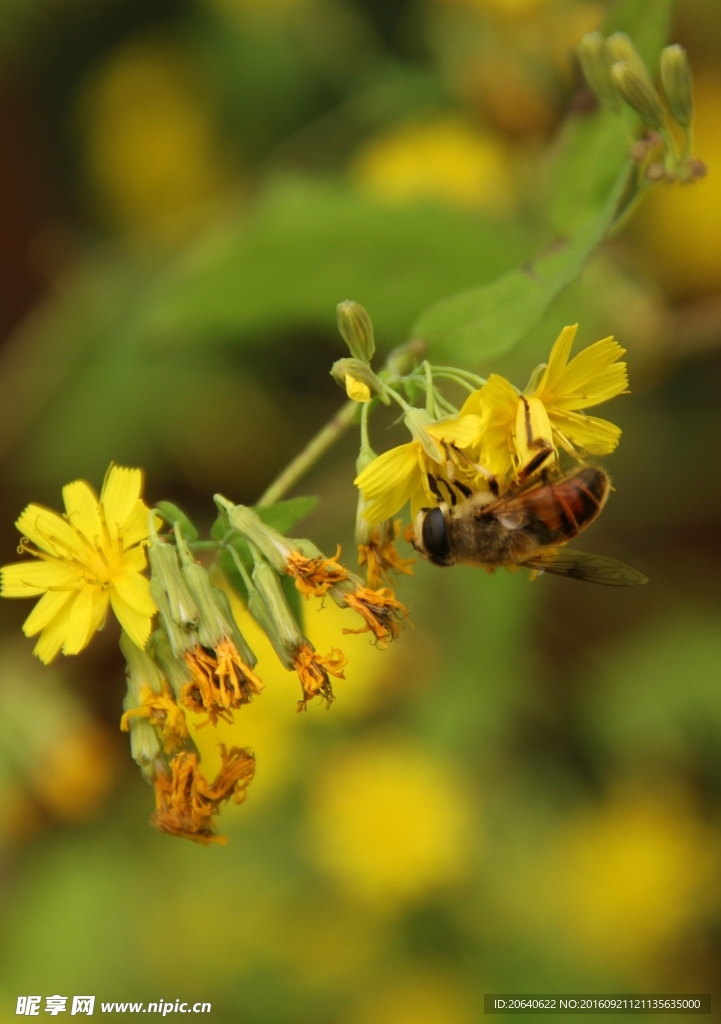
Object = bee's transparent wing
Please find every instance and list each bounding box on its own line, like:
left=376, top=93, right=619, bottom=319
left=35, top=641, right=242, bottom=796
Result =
left=523, top=548, right=648, bottom=587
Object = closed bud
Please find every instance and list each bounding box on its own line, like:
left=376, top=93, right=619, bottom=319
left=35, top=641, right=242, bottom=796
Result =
left=336, top=301, right=375, bottom=363
left=661, top=44, right=693, bottom=127
left=386, top=338, right=426, bottom=378
left=215, top=497, right=297, bottom=572
left=611, top=61, right=665, bottom=128
left=330, top=358, right=389, bottom=404
left=150, top=631, right=193, bottom=701
left=147, top=539, right=199, bottom=629
left=150, top=579, right=197, bottom=659
left=120, top=631, right=165, bottom=772
left=607, top=32, right=647, bottom=76
left=251, top=561, right=304, bottom=667
left=579, top=32, right=621, bottom=109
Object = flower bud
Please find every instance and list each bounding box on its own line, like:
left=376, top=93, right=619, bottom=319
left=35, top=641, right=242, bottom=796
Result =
left=215, top=497, right=296, bottom=572
left=148, top=539, right=199, bottom=629
left=250, top=561, right=304, bottom=668
left=386, top=338, right=426, bottom=378
left=336, top=301, right=375, bottom=363
left=150, top=579, right=197, bottom=659
left=210, top=587, right=257, bottom=670
left=661, top=44, right=693, bottom=127
left=579, top=32, right=621, bottom=109
left=150, top=631, right=193, bottom=701
left=120, top=632, right=164, bottom=771
left=606, top=32, right=647, bottom=76
left=330, top=359, right=389, bottom=403
left=354, top=446, right=378, bottom=547
left=611, top=61, right=665, bottom=128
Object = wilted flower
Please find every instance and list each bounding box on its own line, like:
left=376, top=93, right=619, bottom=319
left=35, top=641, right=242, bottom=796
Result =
left=358, top=520, right=415, bottom=590
left=151, top=745, right=256, bottom=845
left=1, top=465, right=156, bottom=662
left=294, top=643, right=347, bottom=711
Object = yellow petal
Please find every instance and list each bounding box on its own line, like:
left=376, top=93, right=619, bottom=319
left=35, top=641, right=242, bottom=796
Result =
left=100, top=466, right=143, bottom=543
left=513, top=396, right=554, bottom=469
left=113, top=569, right=157, bottom=617
left=475, top=374, right=518, bottom=480
left=120, top=500, right=152, bottom=550
left=549, top=337, right=628, bottom=410
left=345, top=375, right=371, bottom=402
left=410, top=478, right=435, bottom=521
left=120, top=545, right=148, bottom=574
left=22, top=589, right=75, bottom=636
left=32, top=596, right=77, bottom=664
left=15, top=504, right=86, bottom=561
left=62, top=480, right=101, bottom=546
left=1, top=560, right=79, bottom=597
left=459, top=388, right=484, bottom=418
left=63, top=584, right=96, bottom=655
left=549, top=408, right=622, bottom=455
left=355, top=443, right=421, bottom=524
left=110, top=590, right=152, bottom=649
left=427, top=414, right=483, bottom=449
left=534, top=324, right=578, bottom=396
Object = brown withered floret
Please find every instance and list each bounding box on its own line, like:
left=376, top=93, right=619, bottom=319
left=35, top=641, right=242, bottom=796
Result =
left=151, top=745, right=256, bottom=845
left=181, top=639, right=264, bottom=725
left=293, top=642, right=347, bottom=711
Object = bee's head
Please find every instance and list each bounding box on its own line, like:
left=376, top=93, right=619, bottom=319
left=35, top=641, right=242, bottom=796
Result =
left=412, top=504, right=454, bottom=566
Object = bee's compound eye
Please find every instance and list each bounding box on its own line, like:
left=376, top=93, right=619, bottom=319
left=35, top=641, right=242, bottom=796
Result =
left=421, top=506, right=450, bottom=564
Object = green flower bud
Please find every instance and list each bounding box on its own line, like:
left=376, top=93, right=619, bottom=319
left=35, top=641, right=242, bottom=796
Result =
left=385, top=338, right=426, bottom=378
left=611, top=61, right=666, bottom=128
left=337, top=301, right=375, bottom=363
left=147, top=539, right=199, bottom=629
left=607, top=32, right=647, bottom=77
left=354, top=445, right=378, bottom=547
left=215, top=497, right=296, bottom=572
left=661, top=44, right=693, bottom=127
left=120, top=631, right=164, bottom=771
left=330, top=358, right=389, bottom=404
left=149, top=630, right=193, bottom=701
left=150, top=579, right=197, bottom=659
left=251, top=561, right=303, bottom=667
left=210, top=587, right=257, bottom=670
left=579, top=32, right=621, bottom=109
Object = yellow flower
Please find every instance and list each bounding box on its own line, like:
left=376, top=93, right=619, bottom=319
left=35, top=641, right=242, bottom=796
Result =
left=354, top=413, right=483, bottom=524
left=462, top=325, right=628, bottom=481
left=1, top=465, right=157, bottom=663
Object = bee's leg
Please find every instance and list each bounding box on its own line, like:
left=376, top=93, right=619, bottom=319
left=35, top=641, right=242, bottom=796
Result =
left=426, top=473, right=444, bottom=503
left=518, top=444, right=554, bottom=482
left=438, top=479, right=458, bottom=506
left=454, top=480, right=473, bottom=499
left=445, top=440, right=499, bottom=497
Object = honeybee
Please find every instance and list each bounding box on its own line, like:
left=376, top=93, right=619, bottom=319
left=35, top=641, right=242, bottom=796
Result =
left=412, top=464, right=647, bottom=586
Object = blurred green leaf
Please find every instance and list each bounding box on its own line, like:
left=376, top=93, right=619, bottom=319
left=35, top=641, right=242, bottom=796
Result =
left=154, top=501, right=199, bottom=541
left=412, top=171, right=629, bottom=363
left=255, top=496, right=319, bottom=533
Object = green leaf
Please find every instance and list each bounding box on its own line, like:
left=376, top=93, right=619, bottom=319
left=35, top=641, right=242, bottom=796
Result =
left=255, top=496, right=318, bottom=534
left=154, top=501, right=199, bottom=542
left=411, top=169, right=630, bottom=363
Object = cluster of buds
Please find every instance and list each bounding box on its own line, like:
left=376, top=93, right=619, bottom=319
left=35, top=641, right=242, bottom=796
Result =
left=579, top=32, right=706, bottom=184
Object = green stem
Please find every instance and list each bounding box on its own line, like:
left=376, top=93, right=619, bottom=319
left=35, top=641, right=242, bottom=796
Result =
left=257, top=399, right=359, bottom=505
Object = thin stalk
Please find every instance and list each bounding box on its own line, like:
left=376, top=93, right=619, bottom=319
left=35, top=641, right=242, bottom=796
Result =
left=257, top=400, right=359, bottom=506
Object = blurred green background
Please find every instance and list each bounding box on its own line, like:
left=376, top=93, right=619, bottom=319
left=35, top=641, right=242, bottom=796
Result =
left=1, top=0, right=721, bottom=1020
